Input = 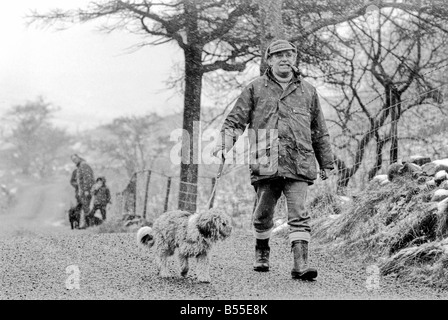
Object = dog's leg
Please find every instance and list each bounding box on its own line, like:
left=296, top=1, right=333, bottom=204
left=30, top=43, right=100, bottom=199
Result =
left=152, top=239, right=163, bottom=273
left=178, top=254, right=189, bottom=277
left=196, top=253, right=211, bottom=283
left=156, top=248, right=171, bottom=278
left=154, top=254, right=162, bottom=273
left=159, top=254, right=170, bottom=278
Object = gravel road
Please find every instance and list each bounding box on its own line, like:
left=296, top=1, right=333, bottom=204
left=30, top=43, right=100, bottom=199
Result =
left=0, top=177, right=447, bottom=300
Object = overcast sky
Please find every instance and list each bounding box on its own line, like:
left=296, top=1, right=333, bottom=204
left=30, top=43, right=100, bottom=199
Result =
left=0, top=0, right=184, bottom=133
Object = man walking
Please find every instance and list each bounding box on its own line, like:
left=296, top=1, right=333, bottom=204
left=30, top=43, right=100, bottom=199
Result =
left=70, top=154, right=95, bottom=228
left=70, top=166, right=81, bottom=206
left=214, top=39, right=334, bottom=281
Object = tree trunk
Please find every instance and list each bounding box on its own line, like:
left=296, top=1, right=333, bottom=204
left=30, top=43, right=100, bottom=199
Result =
left=390, top=110, right=398, bottom=164
left=257, top=0, right=284, bottom=74
left=368, top=133, right=384, bottom=180
left=389, top=88, right=400, bottom=164
left=178, top=43, right=203, bottom=212
left=177, top=0, right=203, bottom=213
left=334, top=156, right=352, bottom=195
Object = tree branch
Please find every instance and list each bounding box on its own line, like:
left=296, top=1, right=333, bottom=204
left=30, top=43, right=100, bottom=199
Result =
left=288, top=2, right=448, bottom=43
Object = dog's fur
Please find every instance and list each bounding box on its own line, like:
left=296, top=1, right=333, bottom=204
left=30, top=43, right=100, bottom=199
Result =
left=136, top=208, right=232, bottom=283
left=68, top=203, right=82, bottom=230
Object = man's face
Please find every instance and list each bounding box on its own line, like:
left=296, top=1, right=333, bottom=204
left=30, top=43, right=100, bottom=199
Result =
left=71, top=156, right=80, bottom=164
left=268, top=49, right=297, bottom=77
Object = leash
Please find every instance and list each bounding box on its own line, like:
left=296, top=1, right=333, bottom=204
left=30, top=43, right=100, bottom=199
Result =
left=206, top=156, right=226, bottom=209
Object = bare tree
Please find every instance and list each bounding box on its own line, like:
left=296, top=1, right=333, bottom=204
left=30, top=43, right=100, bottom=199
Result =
left=2, top=97, right=70, bottom=177
left=311, top=7, right=448, bottom=193
left=84, top=113, right=170, bottom=178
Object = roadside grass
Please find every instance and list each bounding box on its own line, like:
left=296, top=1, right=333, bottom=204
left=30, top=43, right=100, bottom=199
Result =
left=310, top=173, right=448, bottom=289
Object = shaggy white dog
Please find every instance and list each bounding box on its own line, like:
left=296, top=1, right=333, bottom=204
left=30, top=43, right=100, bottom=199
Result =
left=136, top=208, right=232, bottom=283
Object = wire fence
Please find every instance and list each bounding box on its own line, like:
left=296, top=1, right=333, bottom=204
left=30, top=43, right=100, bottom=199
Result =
left=112, top=164, right=256, bottom=226
left=327, top=81, right=446, bottom=193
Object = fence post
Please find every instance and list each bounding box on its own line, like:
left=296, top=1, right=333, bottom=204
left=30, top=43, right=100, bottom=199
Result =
left=114, top=192, right=122, bottom=218
left=253, top=194, right=257, bottom=211
left=209, top=177, right=217, bottom=209
left=164, top=177, right=172, bottom=212
left=131, top=173, right=137, bottom=216
left=142, top=170, right=152, bottom=220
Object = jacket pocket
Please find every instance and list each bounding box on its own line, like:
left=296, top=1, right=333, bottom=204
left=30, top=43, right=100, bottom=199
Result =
left=249, top=147, right=278, bottom=176
left=291, top=108, right=312, bottom=145
left=292, top=106, right=309, bottom=116
left=295, top=147, right=317, bottom=180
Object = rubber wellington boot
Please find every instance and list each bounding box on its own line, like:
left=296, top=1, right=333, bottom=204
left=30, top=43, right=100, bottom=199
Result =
left=253, top=239, right=270, bottom=272
left=291, top=240, right=317, bottom=281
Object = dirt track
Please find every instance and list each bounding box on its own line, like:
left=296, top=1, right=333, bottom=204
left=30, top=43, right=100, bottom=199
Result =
left=0, top=177, right=447, bottom=300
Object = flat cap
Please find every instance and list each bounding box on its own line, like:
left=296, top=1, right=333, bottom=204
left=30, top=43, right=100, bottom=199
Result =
left=265, top=39, right=297, bottom=59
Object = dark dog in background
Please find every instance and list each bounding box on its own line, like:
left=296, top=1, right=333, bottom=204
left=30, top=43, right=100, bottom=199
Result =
left=68, top=203, right=82, bottom=230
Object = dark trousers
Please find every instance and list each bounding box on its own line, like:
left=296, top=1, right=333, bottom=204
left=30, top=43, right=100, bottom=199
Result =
left=253, top=178, right=311, bottom=244
left=79, top=194, right=91, bottom=214
left=79, top=194, right=92, bottom=228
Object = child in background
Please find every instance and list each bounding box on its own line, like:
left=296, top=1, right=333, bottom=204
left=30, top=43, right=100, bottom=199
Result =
left=89, top=176, right=111, bottom=223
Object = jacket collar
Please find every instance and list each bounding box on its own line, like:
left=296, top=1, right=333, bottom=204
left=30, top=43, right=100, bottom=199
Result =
left=263, top=67, right=304, bottom=94
left=264, top=66, right=302, bottom=84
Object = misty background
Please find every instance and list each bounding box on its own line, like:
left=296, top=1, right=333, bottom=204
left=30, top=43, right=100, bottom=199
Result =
left=0, top=0, right=184, bottom=133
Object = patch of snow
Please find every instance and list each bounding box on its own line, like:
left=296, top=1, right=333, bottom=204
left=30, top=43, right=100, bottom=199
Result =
left=437, top=197, right=448, bottom=214
left=435, top=170, right=447, bottom=182
left=338, top=196, right=352, bottom=203
left=432, top=189, right=448, bottom=202
left=372, top=174, right=388, bottom=182
left=426, top=180, right=437, bottom=189
left=433, top=159, right=448, bottom=166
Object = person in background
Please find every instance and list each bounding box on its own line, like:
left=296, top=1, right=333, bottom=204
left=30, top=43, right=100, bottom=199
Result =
left=70, top=154, right=95, bottom=228
left=70, top=166, right=81, bottom=205
left=88, top=176, right=111, bottom=223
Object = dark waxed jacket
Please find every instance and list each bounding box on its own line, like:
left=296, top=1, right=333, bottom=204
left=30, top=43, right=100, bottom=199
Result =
left=92, top=185, right=111, bottom=206
left=219, top=68, right=334, bottom=185
left=76, top=161, right=95, bottom=194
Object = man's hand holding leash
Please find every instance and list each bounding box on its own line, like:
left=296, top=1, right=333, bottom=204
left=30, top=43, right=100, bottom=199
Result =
left=320, top=168, right=333, bottom=181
